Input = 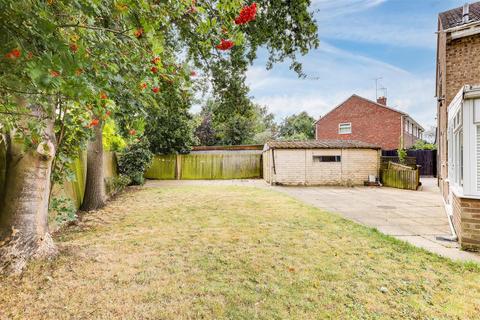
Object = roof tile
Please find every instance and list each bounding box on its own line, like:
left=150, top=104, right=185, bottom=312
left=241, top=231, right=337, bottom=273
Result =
left=265, top=140, right=381, bottom=150
left=439, top=2, right=480, bottom=30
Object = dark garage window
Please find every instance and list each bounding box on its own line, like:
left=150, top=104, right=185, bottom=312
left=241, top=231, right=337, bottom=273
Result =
left=313, top=155, right=341, bottom=163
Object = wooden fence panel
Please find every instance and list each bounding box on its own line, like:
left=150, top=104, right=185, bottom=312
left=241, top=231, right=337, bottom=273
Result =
left=381, top=168, right=419, bottom=190
left=407, top=150, right=437, bottom=176
left=382, top=149, right=437, bottom=176
left=144, top=153, right=262, bottom=180
left=180, top=153, right=261, bottom=180
left=144, top=155, right=177, bottom=180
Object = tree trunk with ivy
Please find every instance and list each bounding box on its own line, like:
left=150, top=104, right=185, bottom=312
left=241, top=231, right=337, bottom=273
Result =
left=0, top=106, right=58, bottom=275
left=80, top=120, right=106, bottom=211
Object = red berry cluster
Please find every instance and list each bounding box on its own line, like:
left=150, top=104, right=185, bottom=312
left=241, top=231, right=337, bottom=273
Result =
left=216, top=39, right=234, bottom=51
left=87, top=119, right=99, bottom=128
left=186, top=0, right=197, bottom=14
left=70, top=43, right=78, bottom=53
left=50, top=70, right=60, bottom=77
left=5, top=48, right=21, bottom=59
left=134, top=28, right=144, bottom=38
left=235, top=3, right=257, bottom=25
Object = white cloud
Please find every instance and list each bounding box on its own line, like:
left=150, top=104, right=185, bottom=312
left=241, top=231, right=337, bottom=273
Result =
left=312, top=0, right=438, bottom=49
left=313, top=0, right=386, bottom=18
left=247, top=42, right=436, bottom=128
left=320, top=16, right=436, bottom=49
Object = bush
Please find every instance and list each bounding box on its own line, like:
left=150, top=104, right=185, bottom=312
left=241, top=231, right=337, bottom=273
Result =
left=412, top=140, right=437, bottom=150
left=118, top=138, right=153, bottom=185
left=397, top=148, right=407, bottom=165
left=105, top=174, right=131, bottom=196
left=49, top=196, right=77, bottom=226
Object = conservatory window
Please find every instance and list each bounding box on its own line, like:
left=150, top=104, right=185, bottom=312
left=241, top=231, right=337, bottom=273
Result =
left=449, top=95, right=480, bottom=197
left=450, top=108, right=463, bottom=187
left=477, top=126, right=480, bottom=191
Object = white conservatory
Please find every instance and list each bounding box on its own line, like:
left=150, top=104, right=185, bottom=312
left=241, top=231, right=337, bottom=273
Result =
left=447, top=85, right=480, bottom=198
left=446, top=85, right=480, bottom=250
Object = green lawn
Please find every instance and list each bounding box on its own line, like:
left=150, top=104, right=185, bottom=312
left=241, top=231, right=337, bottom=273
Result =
left=1, top=186, right=480, bottom=319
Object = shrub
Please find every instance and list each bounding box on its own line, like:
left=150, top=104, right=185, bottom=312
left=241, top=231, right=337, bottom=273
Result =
left=49, top=196, right=77, bottom=226
left=397, top=148, right=407, bottom=165
left=412, top=140, right=437, bottom=150
left=105, top=174, right=131, bottom=195
left=118, top=138, right=153, bottom=185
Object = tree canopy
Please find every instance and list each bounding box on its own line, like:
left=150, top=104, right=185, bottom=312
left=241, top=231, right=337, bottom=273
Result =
left=278, top=111, right=316, bottom=141
left=0, top=0, right=320, bottom=273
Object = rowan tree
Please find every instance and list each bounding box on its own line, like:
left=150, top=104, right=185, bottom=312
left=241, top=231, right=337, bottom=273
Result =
left=0, top=0, right=319, bottom=274
left=0, top=0, right=247, bottom=274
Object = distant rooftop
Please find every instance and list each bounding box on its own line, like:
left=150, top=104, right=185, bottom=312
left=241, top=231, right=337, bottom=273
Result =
left=439, top=1, right=480, bottom=30
left=264, top=140, right=380, bottom=150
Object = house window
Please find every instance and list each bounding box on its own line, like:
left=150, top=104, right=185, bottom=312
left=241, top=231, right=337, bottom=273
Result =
left=313, top=155, right=341, bottom=163
left=338, top=123, right=351, bottom=134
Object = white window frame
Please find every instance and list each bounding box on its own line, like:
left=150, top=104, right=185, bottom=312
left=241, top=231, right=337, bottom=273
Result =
left=448, top=88, right=480, bottom=198
left=338, top=122, right=352, bottom=135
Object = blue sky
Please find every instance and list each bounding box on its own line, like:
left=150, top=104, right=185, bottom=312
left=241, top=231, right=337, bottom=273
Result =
left=245, top=0, right=468, bottom=129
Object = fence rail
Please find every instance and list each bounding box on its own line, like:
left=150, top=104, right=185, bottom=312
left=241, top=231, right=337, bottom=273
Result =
left=380, top=156, right=416, bottom=170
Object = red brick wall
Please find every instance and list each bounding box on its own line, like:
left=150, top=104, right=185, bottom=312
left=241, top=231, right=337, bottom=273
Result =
left=315, top=96, right=402, bottom=150
left=437, top=29, right=480, bottom=200
left=452, top=194, right=480, bottom=251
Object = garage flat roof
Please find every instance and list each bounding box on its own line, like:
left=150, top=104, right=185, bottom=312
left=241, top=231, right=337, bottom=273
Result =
left=264, top=140, right=381, bottom=150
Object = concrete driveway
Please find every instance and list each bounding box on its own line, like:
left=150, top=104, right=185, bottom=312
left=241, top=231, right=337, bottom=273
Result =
left=273, top=178, right=480, bottom=262
left=146, top=178, right=480, bottom=262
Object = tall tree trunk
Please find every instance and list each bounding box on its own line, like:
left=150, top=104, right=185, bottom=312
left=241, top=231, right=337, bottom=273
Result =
left=80, top=120, right=106, bottom=211
left=0, top=107, right=57, bottom=275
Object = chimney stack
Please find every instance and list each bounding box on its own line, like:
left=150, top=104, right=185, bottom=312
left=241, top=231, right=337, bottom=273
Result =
left=377, top=96, right=387, bottom=106
left=463, top=3, right=470, bottom=24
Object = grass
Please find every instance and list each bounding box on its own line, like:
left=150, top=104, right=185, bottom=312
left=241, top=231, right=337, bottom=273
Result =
left=1, top=185, right=480, bottom=319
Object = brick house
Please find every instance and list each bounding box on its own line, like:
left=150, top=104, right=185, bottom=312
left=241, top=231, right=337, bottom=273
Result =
left=436, top=2, right=480, bottom=250
left=315, top=94, right=424, bottom=150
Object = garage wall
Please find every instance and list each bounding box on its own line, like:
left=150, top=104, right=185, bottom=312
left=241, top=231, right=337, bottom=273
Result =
left=306, top=149, right=342, bottom=184
left=272, top=149, right=307, bottom=185
left=268, top=148, right=379, bottom=186
left=337, top=149, right=380, bottom=185
left=262, top=149, right=271, bottom=183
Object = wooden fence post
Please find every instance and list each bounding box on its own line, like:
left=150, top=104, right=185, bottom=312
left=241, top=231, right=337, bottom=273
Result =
left=175, top=154, right=182, bottom=180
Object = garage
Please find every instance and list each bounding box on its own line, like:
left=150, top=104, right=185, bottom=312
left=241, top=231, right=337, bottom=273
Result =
left=263, top=140, right=381, bottom=186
